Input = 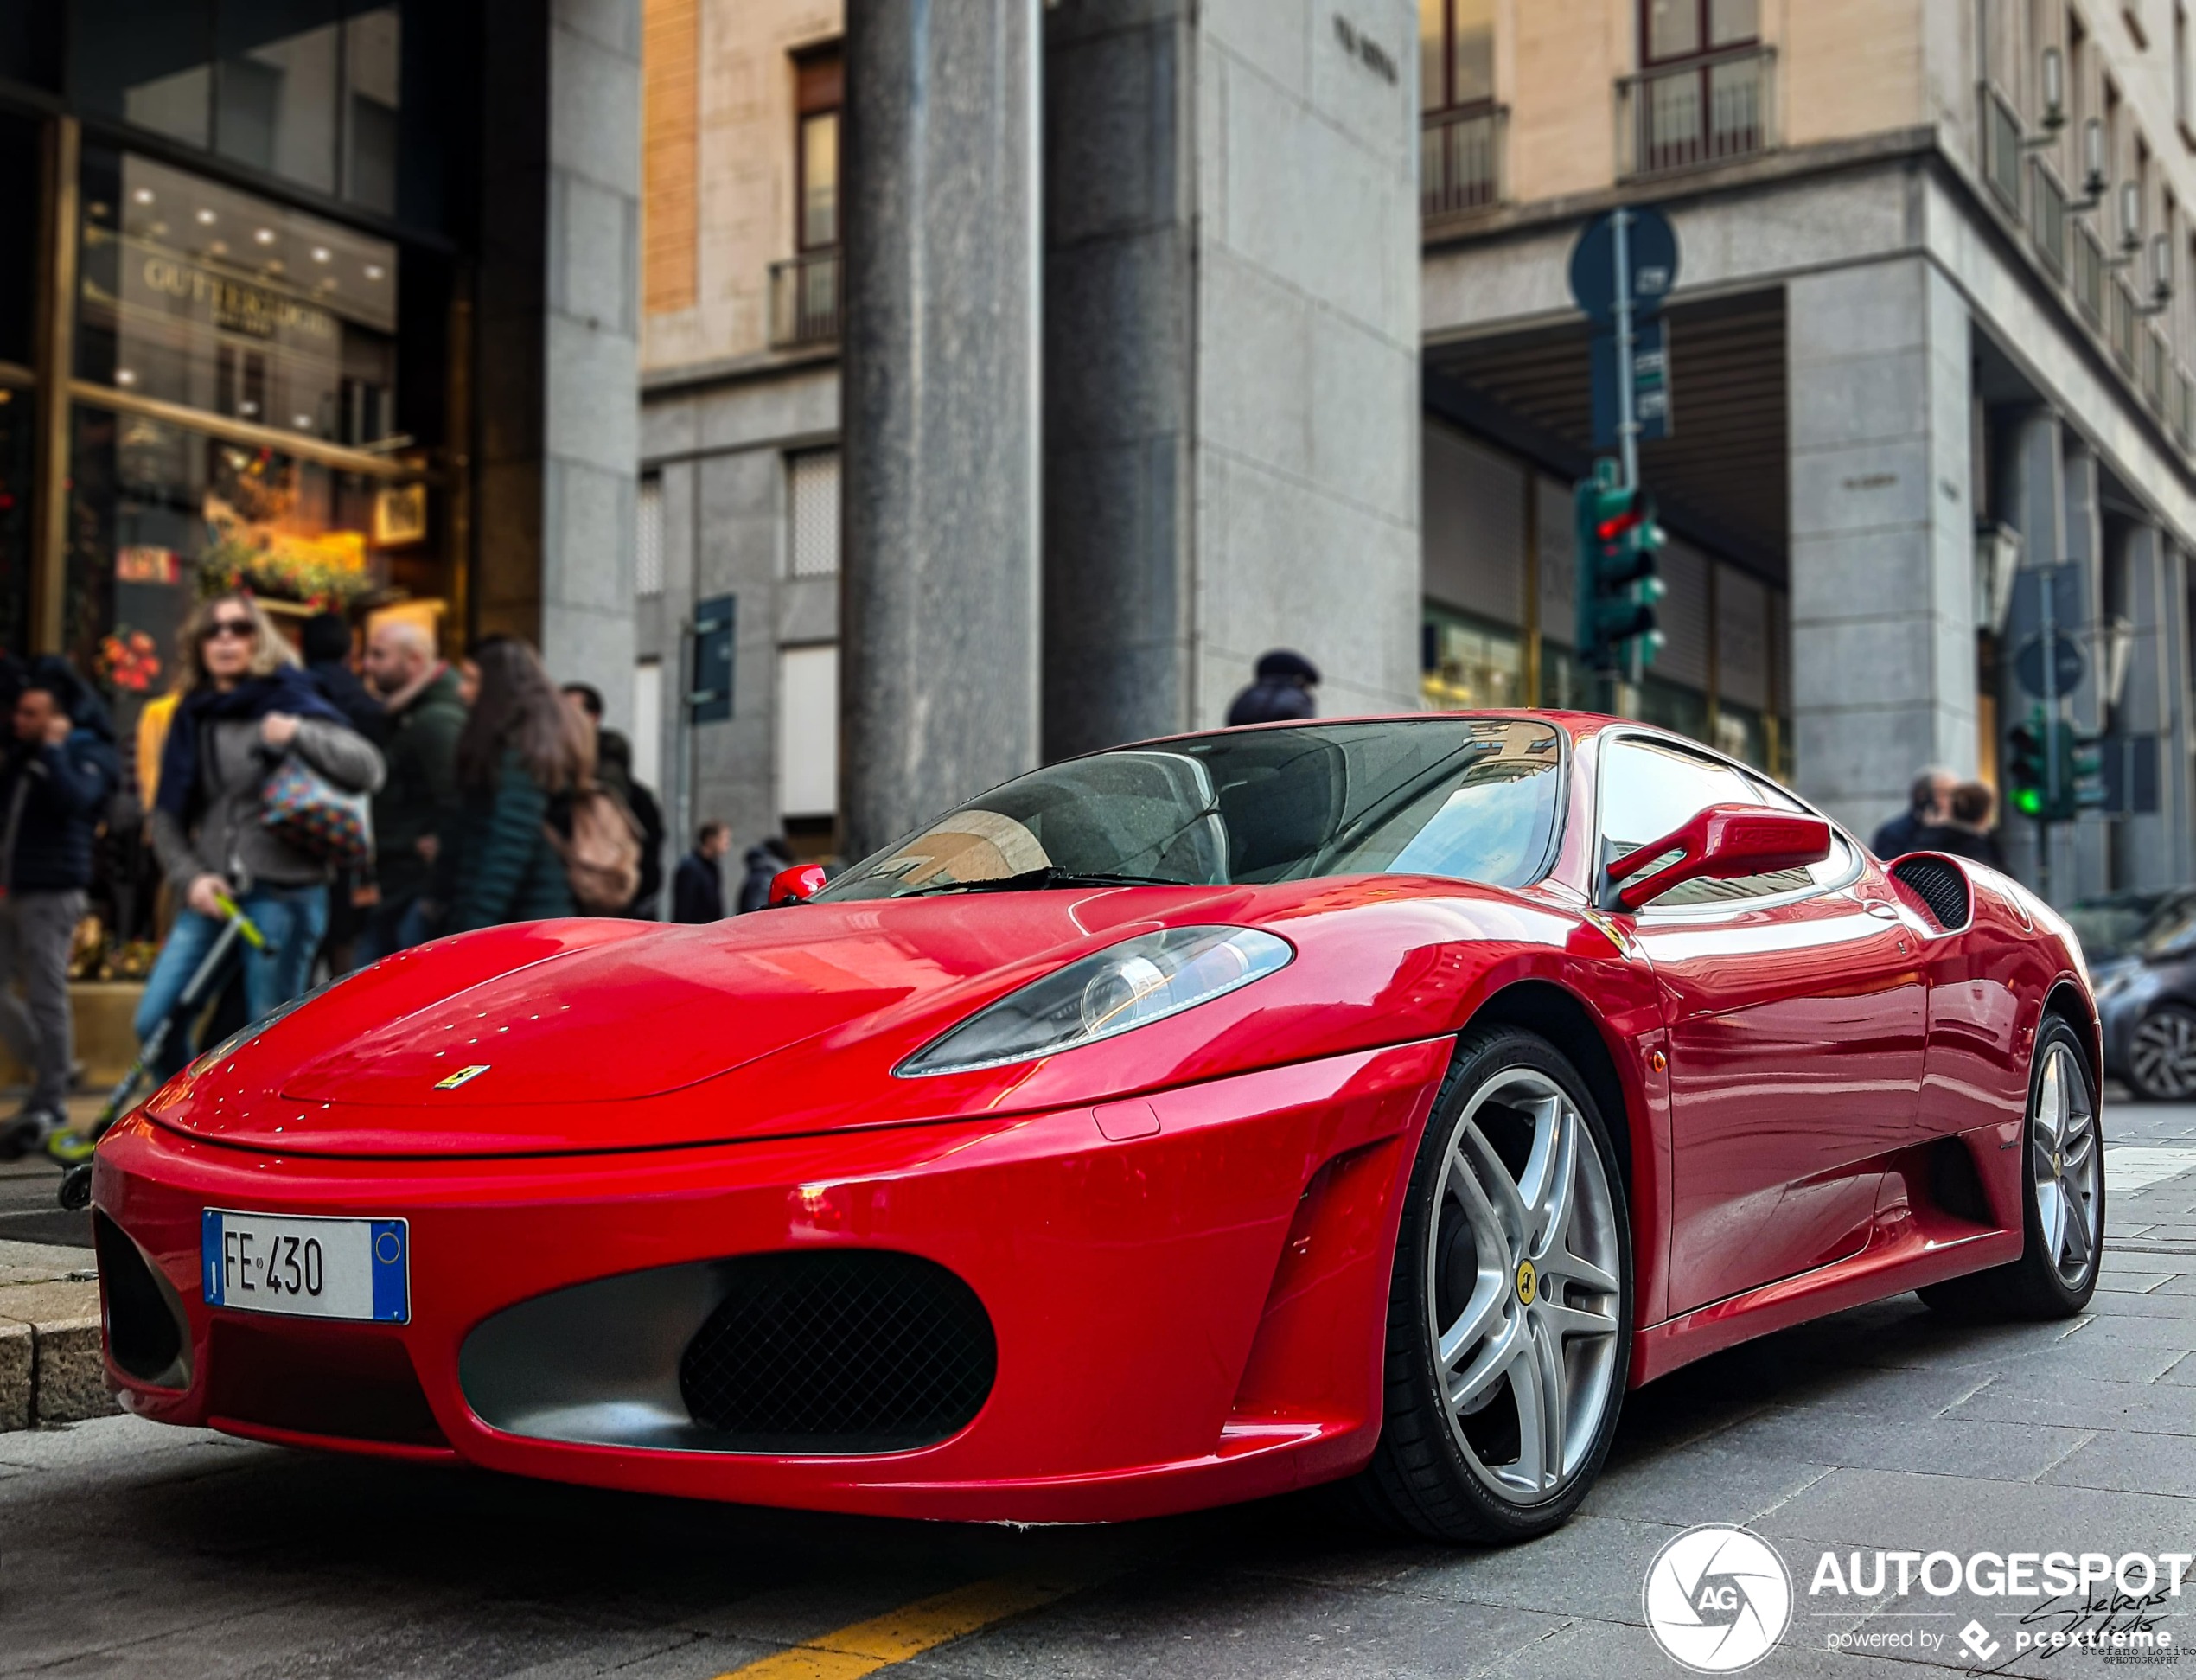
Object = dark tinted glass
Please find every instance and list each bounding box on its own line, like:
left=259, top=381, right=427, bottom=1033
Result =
left=820, top=719, right=1567, bottom=900
left=73, top=0, right=215, bottom=146
left=216, top=0, right=341, bottom=193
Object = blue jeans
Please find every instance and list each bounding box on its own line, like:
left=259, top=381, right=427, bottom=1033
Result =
left=135, top=883, right=330, bottom=1079
left=351, top=895, right=437, bottom=970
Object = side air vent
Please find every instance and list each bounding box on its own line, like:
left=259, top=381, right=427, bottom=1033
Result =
left=93, top=1212, right=190, bottom=1389
left=678, top=1251, right=996, bottom=1453
left=1892, top=854, right=1971, bottom=932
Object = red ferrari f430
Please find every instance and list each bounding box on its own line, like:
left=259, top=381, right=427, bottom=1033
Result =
left=91, top=712, right=2101, bottom=1542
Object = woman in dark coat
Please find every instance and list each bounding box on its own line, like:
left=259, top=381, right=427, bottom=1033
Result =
left=444, top=636, right=587, bottom=931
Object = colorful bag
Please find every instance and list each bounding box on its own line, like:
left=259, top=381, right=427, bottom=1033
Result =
left=545, top=783, right=642, bottom=912
left=260, top=753, right=374, bottom=868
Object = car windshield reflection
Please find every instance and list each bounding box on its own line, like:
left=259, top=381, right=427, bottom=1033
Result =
left=817, top=718, right=1566, bottom=900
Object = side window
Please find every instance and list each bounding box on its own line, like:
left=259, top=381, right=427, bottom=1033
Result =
left=1598, top=738, right=1821, bottom=908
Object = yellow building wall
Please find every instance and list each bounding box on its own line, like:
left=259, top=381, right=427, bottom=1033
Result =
left=1778, top=0, right=1926, bottom=150
left=641, top=0, right=840, bottom=374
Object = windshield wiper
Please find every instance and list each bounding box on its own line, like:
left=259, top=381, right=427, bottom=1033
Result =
left=895, top=866, right=1193, bottom=897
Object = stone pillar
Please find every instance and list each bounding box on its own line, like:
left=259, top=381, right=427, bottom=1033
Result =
left=2116, top=523, right=2188, bottom=889
left=474, top=0, right=642, bottom=726
left=2060, top=440, right=2108, bottom=899
left=840, top=0, right=1043, bottom=858
left=1786, top=258, right=1976, bottom=839
left=1043, top=0, right=1420, bottom=761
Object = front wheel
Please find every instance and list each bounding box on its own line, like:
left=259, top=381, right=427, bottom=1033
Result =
left=1921, top=1015, right=2103, bottom=1320
left=2127, top=1003, right=2196, bottom=1101
left=1356, top=1026, right=1633, bottom=1543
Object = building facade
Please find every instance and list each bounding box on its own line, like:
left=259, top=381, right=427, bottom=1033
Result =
left=1420, top=0, right=2196, bottom=894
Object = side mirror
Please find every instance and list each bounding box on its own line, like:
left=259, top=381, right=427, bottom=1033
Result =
left=1605, top=803, right=1831, bottom=912
left=768, top=863, right=828, bottom=906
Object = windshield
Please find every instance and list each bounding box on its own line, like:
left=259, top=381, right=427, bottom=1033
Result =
left=2066, top=892, right=2176, bottom=961
left=818, top=718, right=1567, bottom=901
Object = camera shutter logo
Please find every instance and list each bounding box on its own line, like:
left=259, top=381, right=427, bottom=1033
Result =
left=1643, top=1524, right=1793, bottom=1672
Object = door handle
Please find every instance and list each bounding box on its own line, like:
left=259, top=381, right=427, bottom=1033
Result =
left=1863, top=903, right=1902, bottom=920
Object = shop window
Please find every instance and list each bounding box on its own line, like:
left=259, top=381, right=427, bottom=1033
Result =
left=78, top=151, right=399, bottom=446
left=1420, top=0, right=1493, bottom=112
left=796, top=48, right=841, bottom=253
left=1420, top=604, right=1524, bottom=711
left=343, top=7, right=401, bottom=214
left=216, top=0, right=342, bottom=195
left=74, top=0, right=215, bottom=148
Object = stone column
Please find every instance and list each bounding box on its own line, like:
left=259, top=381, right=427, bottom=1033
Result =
left=2116, top=522, right=2187, bottom=889
left=1043, top=0, right=1421, bottom=761
left=840, top=0, right=1043, bottom=859
left=474, top=0, right=642, bottom=726
left=1786, top=258, right=1976, bottom=839
left=2060, top=439, right=2108, bottom=899
left=1994, top=407, right=2062, bottom=891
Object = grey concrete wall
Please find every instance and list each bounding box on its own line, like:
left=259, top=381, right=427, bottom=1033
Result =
left=1044, top=0, right=1420, bottom=759
left=473, top=0, right=642, bottom=729
left=1786, top=257, right=1976, bottom=839
left=841, top=0, right=1043, bottom=858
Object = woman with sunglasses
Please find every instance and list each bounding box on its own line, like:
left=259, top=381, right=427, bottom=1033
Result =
left=135, top=593, right=386, bottom=1076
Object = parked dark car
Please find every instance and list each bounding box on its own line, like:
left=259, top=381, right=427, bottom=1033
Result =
left=2090, top=890, right=2196, bottom=1098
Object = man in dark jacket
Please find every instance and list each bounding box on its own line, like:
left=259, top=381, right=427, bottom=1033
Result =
left=737, top=835, right=792, bottom=914
left=0, top=677, right=119, bottom=1157
left=1870, top=766, right=1955, bottom=859
left=358, top=619, right=466, bottom=961
left=1225, top=650, right=1321, bottom=726
left=673, top=823, right=731, bottom=923
left=302, top=612, right=387, bottom=744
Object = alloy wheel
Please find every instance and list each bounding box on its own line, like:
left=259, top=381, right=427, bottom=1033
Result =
left=2129, top=1008, right=2196, bottom=1099
left=1426, top=1067, right=1623, bottom=1505
left=2032, top=1040, right=2102, bottom=1290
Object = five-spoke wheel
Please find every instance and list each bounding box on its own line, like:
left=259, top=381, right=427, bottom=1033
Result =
left=1361, top=1027, right=1631, bottom=1543
left=2128, top=1004, right=2196, bottom=1102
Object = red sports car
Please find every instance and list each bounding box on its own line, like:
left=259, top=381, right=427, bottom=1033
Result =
left=90, top=712, right=2101, bottom=1543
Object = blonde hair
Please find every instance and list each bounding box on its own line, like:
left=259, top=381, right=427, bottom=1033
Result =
left=177, top=593, right=297, bottom=694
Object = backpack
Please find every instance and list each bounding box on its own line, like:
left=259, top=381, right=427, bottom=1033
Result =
left=546, top=783, right=642, bottom=912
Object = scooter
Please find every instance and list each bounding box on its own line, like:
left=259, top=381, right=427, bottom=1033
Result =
left=53, top=891, right=265, bottom=1212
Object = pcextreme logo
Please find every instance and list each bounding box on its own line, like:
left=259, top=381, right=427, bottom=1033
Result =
left=1644, top=1524, right=1794, bottom=1673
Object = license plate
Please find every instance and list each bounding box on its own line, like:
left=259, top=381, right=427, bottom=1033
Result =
left=201, top=1210, right=409, bottom=1324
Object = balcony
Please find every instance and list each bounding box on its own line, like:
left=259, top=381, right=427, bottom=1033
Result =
left=2072, top=223, right=2105, bottom=325
left=2032, top=160, right=2066, bottom=277
left=1616, top=43, right=1776, bottom=179
left=1982, top=85, right=2023, bottom=215
left=769, top=250, right=842, bottom=350
left=1422, top=105, right=1505, bottom=218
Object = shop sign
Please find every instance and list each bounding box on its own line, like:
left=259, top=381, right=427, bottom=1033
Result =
left=139, top=256, right=337, bottom=342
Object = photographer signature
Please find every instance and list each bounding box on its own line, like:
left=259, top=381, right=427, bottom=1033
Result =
left=2001, top=1586, right=2175, bottom=1666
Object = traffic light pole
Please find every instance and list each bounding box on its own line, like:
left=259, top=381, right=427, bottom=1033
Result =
left=1611, top=208, right=1644, bottom=694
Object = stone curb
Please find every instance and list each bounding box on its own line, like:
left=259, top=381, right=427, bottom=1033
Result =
left=0, top=1278, right=119, bottom=1430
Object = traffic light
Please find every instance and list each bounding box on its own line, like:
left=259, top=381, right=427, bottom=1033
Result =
left=2006, top=712, right=2049, bottom=819
left=2066, top=728, right=2107, bottom=814
left=1574, top=467, right=1667, bottom=674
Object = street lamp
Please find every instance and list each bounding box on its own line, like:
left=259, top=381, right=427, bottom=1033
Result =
left=2071, top=114, right=2109, bottom=209
left=2137, top=231, right=2175, bottom=314
left=2025, top=45, right=2069, bottom=148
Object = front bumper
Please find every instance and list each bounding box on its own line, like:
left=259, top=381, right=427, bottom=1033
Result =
left=93, top=1038, right=1448, bottom=1523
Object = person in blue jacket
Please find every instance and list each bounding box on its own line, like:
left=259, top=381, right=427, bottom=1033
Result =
left=0, top=668, right=119, bottom=1158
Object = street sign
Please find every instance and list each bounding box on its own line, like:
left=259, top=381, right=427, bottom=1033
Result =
left=688, top=593, right=735, bottom=725
left=1591, top=318, right=1671, bottom=446
left=2014, top=632, right=2086, bottom=699
left=2005, top=564, right=2083, bottom=648
left=1568, top=207, right=1679, bottom=324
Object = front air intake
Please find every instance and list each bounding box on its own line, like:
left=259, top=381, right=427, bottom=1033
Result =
left=677, top=1250, right=996, bottom=1453
left=1891, top=854, right=1972, bottom=932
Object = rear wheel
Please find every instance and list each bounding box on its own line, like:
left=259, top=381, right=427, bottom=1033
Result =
left=1921, top=1016, right=2103, bottom=1320
left=2128, top=1003, right=2196, bottom=1101
left=1357, top=1027, right=1632, bottom=1543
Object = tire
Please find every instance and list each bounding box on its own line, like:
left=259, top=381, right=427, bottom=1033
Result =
left=1920, top=1015, right=2103, bottom=1320
left=1356, top=1026, right=1633, bottom=1544
left=2126, top=1003, right=2196, bottom=1102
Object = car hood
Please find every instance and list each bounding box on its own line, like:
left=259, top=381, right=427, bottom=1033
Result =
left=146, top=880, right=1610, bottom=1158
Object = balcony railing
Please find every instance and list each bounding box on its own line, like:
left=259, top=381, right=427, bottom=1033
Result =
left=2072, top=223, right=2105, bottom=324
left=2110, top=276, right=2139, bottom=372
left=2032, top=161, right=2066, bottom=276
left=769, top=249, right=842, bottom=350
left=2145, top=324, right=2169, bottom=412
left=1982, top=85, right=2023, bottom=215
left=1616, top=43, right=1776, bottom=178
left=2178, top=370, right=2195, bottom=449
left=1422, top=104, right=1505, bottom=218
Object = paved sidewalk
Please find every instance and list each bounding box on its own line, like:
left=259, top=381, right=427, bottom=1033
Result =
left=0, top=1107, right=2189, bottom=1678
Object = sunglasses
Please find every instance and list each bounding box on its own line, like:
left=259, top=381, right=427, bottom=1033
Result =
left=201, top=616, right=255, bottom=642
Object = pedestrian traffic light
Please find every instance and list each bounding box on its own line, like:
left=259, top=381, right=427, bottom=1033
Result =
left=1574, top=467, right=1667, bottom=674
left=2066, top=728, right=2108, bottom=814
left=2007, top=707, right=2108, bottom=823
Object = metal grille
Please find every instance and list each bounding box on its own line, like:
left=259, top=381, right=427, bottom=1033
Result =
left=788, top=450, right=839, bottom=578
left=678, top=1251, right=996, bottom=1453
left=1892, top=855, right=1972, bottom=932
left=1422, top=105, right=1503, bottom=216
left=636, top=474, right=664, bottom=597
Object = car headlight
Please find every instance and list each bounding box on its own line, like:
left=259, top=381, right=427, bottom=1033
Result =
left=896, top=925, right=1293, bottom=1078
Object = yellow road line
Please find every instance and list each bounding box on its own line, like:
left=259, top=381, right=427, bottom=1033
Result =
left=711, top=1572, right=1085, bottom=1680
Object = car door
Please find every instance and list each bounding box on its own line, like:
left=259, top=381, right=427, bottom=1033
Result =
left=1597, top=735, right=1928, bottom=1314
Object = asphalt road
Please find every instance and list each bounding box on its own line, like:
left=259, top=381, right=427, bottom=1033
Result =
left=2, top=1102, right=2192, bottom=1680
